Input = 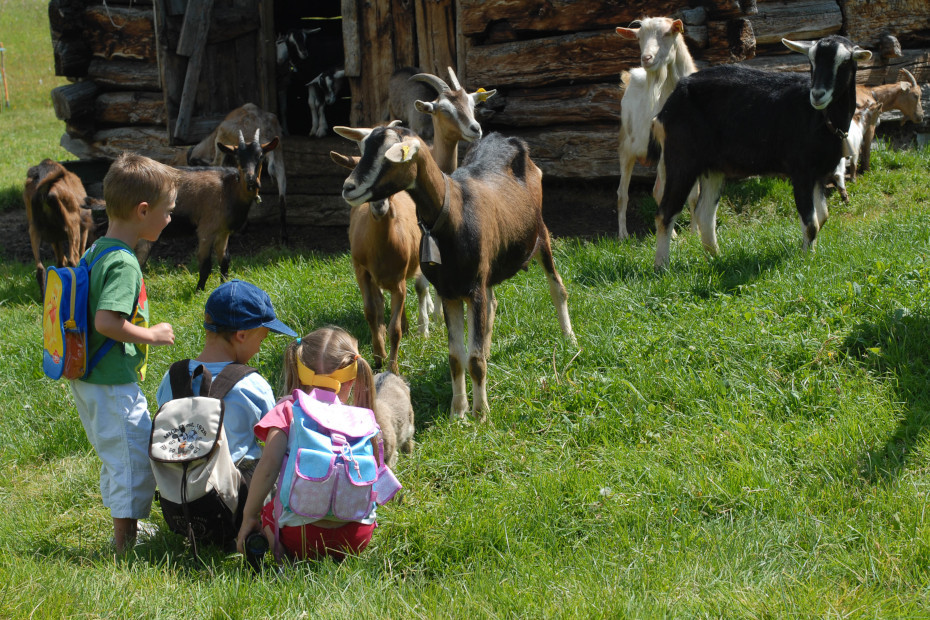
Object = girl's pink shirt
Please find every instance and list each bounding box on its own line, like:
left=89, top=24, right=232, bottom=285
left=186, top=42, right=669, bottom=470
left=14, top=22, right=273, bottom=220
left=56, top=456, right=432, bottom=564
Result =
left=254, top=396, right=294, bottom=443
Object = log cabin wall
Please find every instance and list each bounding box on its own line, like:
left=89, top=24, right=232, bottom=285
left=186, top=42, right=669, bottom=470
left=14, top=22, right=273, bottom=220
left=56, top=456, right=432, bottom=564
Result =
left=48, top=0, right=930, bottom=230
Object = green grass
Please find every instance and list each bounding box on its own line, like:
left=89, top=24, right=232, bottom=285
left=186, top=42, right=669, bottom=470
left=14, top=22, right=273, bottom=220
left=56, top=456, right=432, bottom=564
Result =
left=0, top=0, right=73, bottom=210
left=4, top=1, right=930, bottom=615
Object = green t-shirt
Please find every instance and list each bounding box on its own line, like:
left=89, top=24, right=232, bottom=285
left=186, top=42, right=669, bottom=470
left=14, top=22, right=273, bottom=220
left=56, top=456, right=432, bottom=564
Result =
left=82, top=238, right=150, bottom=385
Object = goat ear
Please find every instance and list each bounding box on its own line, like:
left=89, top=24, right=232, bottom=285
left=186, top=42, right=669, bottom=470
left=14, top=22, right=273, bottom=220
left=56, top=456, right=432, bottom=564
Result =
left=333, top=126, right=372, bottom=142
left=472, top=88, right=496, bottom=103
left=217, top=142, right=236, bottom=156
left=385, top=140, right=419, bottom=163
left=329, top=151, right=359, bottom=170
left=415, top=100, right=435, bottom=115
left=782, top=38, right=813, bottom=56
left=671, top=19, right=684, bottom=34
left=852, top=46, right=872, bottom=62
left=616, top=26, right=638, bottom=40
left=261, top=137, right=280, bottom=153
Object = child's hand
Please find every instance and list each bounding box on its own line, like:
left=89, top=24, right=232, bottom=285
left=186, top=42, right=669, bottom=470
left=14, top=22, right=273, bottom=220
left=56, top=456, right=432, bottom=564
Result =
left=150, top=322, right=175, bottom=346
left=236, top=515, right=263, bottom=554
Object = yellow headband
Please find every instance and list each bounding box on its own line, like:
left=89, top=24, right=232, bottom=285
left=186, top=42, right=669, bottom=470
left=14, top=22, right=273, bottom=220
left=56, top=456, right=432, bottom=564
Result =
left=297, top=356, right=358, bottom=392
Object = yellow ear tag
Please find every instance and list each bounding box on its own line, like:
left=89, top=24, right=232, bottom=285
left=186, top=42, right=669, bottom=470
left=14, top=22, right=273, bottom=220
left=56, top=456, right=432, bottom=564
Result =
left=402, top=144, right=410, bottom=161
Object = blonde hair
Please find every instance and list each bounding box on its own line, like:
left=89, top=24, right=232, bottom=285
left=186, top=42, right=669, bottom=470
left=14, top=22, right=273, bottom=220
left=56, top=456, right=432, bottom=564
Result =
left=282, top=326, right=376, bottom=413
left=103, top=152, right=179, bottom=220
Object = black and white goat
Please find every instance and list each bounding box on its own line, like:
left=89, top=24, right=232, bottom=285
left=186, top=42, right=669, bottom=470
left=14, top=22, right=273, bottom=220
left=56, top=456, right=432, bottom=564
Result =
left=275, top=27, right=319, bottom=134
left=307, top=66, right=346, bottom=137
left=335, top=124, right=577, bottom=421
left=651, top=35, right=872, bottom=269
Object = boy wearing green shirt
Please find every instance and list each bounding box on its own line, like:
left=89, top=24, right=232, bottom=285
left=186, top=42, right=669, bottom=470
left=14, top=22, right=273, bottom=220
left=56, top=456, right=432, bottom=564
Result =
left=69, top=152, right=178, bottom=553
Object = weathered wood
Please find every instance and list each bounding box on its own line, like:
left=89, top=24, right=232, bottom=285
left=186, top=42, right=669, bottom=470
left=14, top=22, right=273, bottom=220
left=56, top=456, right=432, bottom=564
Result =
left=95, top=92, right=166, bottom=125
left=84, top=5, right=156, bottom=61
left=510, top=125, right=619, bottom=179
left=173, top=0, right=214, bottom=140
left=252, top=193, right=352, bottom=227
left=742, top=47, right=930, bottom=86
left=342, top=0, right=361, bottom=77
left=87, top=58, right=161, bottom=90
left=353, top=0, right=394, bottom=126
left=414, top=0, right=456, bottom=75
left=392, top=0, right=417, bottom=69
left=60, top=127, right=188, bottom=165
left=53, top=37, right=92, bottom=77
left=488, top=83, right=620, bottom=127
left=51, top=81, right=100, bottom=121
left=881, top=34, right=903, bottom=61
left=467, top=30, right=639, bottom=90
left=176, top=0, right=213, bottom=56
left=459, top=0, right=674, bottom=38
left=704, top=18, right=756, bottom=63
left=845, top=0, right=930, bottom=49
left=749, top=0, right=842, bottom=46
left=49, top=0, right=84, bottom=39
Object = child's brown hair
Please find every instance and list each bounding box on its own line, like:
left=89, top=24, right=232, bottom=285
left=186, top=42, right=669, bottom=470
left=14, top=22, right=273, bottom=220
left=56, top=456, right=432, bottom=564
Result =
left=282, top=326, right=376, bottom=414
left=103, top=152, right=179, bottom=220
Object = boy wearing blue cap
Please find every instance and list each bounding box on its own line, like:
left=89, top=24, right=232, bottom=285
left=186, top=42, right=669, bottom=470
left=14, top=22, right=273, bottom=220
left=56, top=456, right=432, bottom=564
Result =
left=156, top=279, right=297, bottom=482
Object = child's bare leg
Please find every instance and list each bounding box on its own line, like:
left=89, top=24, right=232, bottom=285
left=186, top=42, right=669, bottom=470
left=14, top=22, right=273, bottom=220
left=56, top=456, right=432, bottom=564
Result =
left=113, top=517, right=138, bottom=553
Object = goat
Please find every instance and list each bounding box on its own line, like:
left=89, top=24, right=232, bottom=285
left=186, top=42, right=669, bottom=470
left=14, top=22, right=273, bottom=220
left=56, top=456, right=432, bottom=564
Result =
left=332, top=147, right=435, bottom=373
left=336, top=124, right=577, bottom=421
left=142, top=129, right=278, bottom=290
left=651, top=35, right=872, bottom=270
left=307, top=67, right=346, bottom=138
left=374, top=371, right=415, bottom=468
left=188, top=103, right=287, bottom=243
left=275, top=27, right=319, bottom=134
left=23, top=159, right=99, bottom=298
left=855, top=69, right=923, bottom=173
left=388, top=67, right=437, bottom=141
left=832, top=100, right=882, bottom=202
left=615, top=17, right=697, bottom=240
left=409, top=67, right=496, bottom=172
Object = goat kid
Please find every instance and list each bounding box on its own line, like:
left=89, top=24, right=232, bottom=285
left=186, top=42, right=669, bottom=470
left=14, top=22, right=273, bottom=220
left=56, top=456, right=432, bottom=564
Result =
left=307, top=67, right=346, bottom=137
left=336, top=124, right=576, bottom=421
left=374, top=371, right=416, bottom=468
left=616, top=17, right=697, bottom=240
left=832, top=100, right=882, bottom=202
left=144, top=129, right=278, bottom=290
left=652, top=35, right=872, bottom=270
left=855, top=69, right=923, bottom=172
left=188, top=103, right=287, bottom=243
left=332, top=146, right=436, bottom=374
left=275, top=27, right=320, bottom=134
left=24, top=159, right=99, bottom=297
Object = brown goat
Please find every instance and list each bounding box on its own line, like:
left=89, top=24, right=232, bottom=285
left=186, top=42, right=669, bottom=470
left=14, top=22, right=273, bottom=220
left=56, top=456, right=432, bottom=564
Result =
left=23, top=159, right=99, bottom=297
left=188, top=103, right=288, bottom=242
left=855, top=69, right=923, bottom=172
left=336, top=124, right=577, bottom=421
left=140, top=130, right=279, bottom=290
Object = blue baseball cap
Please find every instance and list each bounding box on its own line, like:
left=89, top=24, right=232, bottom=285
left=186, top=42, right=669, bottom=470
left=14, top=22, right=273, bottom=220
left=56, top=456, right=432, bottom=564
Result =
left=204, top=279, right=297, bottom=337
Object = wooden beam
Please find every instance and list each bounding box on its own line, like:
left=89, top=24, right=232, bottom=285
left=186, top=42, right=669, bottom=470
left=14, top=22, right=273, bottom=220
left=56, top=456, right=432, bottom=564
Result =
left=51, top=81, right=100, bottom=121
left=87, top=59, right=161, bottom=90
left=95, top=92, right=166, bottom=125
left=173, top=0, right=214, bottom=141
left=488, top=83, right=619, bottom=127
left=84, top=5, right=156, bottom=61
left=749, top=0, right=842, bottom=46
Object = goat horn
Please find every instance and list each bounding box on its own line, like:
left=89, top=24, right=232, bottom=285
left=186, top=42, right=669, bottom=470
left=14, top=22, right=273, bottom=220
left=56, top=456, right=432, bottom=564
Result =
left=238, top=130, right=246, bottom=149
left=253, top=128, right=261, bottom=143
left=410, top=72, right=450, bottom=95
left=902, top=68, right=918, bottom=88
left=447, top=66, right=462, bottom=91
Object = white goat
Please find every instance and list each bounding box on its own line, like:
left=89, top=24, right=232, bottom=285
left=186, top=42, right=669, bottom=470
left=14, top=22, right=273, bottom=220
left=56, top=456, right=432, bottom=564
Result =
left=616, top=17, right=697, bottom=240
left=832, top=100, right=881, bottom=203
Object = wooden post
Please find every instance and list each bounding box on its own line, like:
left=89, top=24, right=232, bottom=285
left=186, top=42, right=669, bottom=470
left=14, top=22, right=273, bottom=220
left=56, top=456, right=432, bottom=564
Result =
left=173, top=0, right=214, bottom=141
left=0, top=42, right=10, bottom=109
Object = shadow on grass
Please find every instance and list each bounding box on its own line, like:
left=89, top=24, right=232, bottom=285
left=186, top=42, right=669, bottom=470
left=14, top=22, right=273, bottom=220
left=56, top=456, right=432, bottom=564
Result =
left=842, top=311, right=930, bottom=482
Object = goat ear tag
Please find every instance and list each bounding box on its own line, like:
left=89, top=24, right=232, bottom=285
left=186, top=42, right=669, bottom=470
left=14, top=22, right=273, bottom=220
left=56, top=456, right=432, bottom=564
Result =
left=420, top=231, right=442, bottom=266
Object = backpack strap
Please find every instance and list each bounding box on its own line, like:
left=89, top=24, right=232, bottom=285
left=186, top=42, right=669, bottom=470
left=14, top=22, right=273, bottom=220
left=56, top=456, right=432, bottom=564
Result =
left=84, top=245, right=140, bottom=374
left=209, top=363, right=257, bottom=400
left=167, top=360, right=213, bottom=399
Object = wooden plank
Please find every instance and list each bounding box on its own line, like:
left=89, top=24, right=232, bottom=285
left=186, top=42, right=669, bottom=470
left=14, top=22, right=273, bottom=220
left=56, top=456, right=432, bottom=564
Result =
left=87, top=59, right=161, bottom=90
left=749, top=0, right=841, bottom=46
left=467, top=30, right=638, bottom=90
left=415, top=0, right=455, bottom=76
left=51, top=81, right=100, bottom=121
left=84, top=5, right=156, bottom=61
left=355, top=0, right=394, bottom=125
left=845, top=0, right=930, bottom=49
left=488, top=83, right=619, bottom=127
left=177, top=0, right=214, bottom=57
left=95, top=92, right=167, bottom=125
left=511, top=125, right=619, bottom=179
left=173, top=0, right=214, bottom=141
left=342, top=0, right=361, bottom=77
left=391, top=0, right=417, bottom=69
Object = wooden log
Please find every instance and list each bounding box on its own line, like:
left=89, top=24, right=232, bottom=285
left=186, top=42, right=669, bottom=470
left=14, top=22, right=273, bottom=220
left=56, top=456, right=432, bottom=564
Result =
left=845, top=0, right=930, bottom=49
left=51, top=81, right=100, bottom=121
left=459, top=0, right=673, bottom=38
left=741, top=47, right=930, bottom=86
left=60, top=127, right=188, bottom=165
left=53, top=37, right=92, bottom=77
left=749, top=0, right=842, bottom=46
left=488, top=83, right=619, bottom=127
left=49, top=0, right=85, bottom=39
left=87, top=58, right=161, bottom=90
left=84, top=5, right=156, bottom=61
left=509, top=124, right=620, bottom=179
left=467, top=30, right=640, bottom=90
left=251, top=194, right=352, bottom=227
left=95, top=92, right=166, bottom=125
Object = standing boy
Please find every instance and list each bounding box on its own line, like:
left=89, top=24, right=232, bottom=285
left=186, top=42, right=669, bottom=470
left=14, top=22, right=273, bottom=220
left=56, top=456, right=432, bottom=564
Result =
left=155, top=279, right=297, bottom=480
left=69, top=152, right=178, bottom=553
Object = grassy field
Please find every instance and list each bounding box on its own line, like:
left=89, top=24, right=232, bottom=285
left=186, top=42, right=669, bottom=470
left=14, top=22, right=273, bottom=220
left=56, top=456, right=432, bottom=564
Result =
left=3, top=1, right=930, bottom=617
